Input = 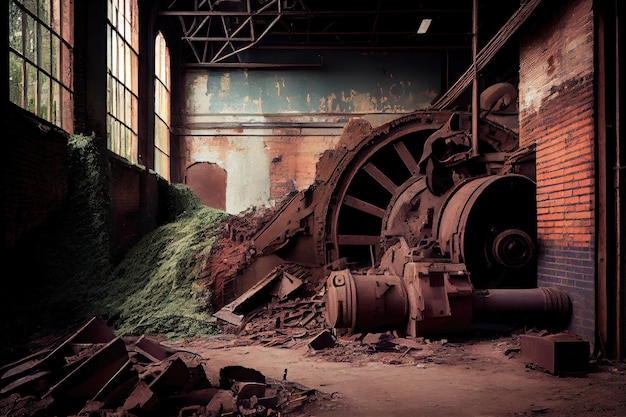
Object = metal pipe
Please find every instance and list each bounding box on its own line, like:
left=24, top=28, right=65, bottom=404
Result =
left=472, top=288, right=572, bottom=318
left=613, top=0, right=623, bottom=360
left=471, top=0, right=479, bottom=158
left=432, top=0, right=543, bottom=110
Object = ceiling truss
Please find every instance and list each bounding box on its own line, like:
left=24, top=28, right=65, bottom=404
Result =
left=161, top=0, right=473, bottom=67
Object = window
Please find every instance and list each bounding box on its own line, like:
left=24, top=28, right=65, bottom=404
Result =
left=107, top=0, right=138, bottom=164
left=154, top=32, right=171, bottom=181
left=8, top=0, right=74, bottom=132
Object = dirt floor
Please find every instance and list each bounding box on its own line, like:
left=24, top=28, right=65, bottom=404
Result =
left=166, top=330, right=626, bottom=417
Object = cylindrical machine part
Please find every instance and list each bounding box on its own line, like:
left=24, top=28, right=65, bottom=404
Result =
left=436, top=174, right=537, bottom=289
left=325, top=269, right=408, bottom=331
left=472, top=287, right=572, bottom=319
left=491, top=228, right=535, bottom=268
left=325, top=269, right=572, bottom=334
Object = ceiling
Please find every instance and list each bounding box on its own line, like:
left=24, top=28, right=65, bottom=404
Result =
left=160, top=0, right=523, bottom=68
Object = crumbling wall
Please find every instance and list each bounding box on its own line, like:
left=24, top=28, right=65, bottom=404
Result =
left=178, top=51, right=442, bottom=214
left=178, top=116, right=343, bottom=214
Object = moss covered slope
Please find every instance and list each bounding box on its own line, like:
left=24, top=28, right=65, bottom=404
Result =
left=104, top=204, right=229, bottom=338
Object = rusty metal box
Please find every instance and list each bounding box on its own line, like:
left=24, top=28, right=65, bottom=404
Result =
left=520, top=332, right=590, bottom=374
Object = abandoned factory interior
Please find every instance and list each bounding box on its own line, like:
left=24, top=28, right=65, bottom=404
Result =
left=3, top=0, right=625, bottom=416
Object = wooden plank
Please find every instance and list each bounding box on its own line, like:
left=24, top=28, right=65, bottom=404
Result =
left=213, top=267, right=284, bottom=325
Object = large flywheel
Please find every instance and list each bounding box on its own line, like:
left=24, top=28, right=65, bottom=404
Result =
left=327, top=129, right=434, bottom=267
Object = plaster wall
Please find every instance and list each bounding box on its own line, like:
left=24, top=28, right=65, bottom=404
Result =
left=179, top=117, right=343, bottom=214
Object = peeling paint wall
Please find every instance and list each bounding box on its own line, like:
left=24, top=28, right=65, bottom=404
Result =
left=185, top=51, right=440, bottom=114
left=179, top=51, right=441, bottom=214
left=181, top=135, right=271, bottom=214
left=178, top=116, right=345, bottom=214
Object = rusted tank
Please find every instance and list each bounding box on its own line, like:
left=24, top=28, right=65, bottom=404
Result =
left=242, top=100, right=570, bottom=336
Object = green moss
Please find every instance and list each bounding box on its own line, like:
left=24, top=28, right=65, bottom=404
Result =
left=2, top=133, right=114, bottom=354
left=167, top=182, right=203, bottom=218
left=101, top=205, right=229, bottom=338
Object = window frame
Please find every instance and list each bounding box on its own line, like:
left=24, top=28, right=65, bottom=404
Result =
left=8, top=0, right=74, bottom=132
left=106, top=0, right=139, bottom=164
left=154, top=31, right=171, bottom=181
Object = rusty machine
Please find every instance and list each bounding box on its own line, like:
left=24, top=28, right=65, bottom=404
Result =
left=235, top=84, right=571, bottom=336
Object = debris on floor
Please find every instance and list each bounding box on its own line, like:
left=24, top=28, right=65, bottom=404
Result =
left=214, top=263, right=310, bottom=327
left=0, top=317, right=321, bottom=417
left=208, top=262, right=526, bottom=367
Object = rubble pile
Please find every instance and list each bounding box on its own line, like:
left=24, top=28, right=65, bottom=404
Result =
left=0, top=317, right=320, bottom=417
left=201, top=205, right=287, bottom=312
left=228, top=294, right=327, bottom=349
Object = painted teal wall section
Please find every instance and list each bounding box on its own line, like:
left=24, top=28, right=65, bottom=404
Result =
left=186, top=51, right=441, bottom=114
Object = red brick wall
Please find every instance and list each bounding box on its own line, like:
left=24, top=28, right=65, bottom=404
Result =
left=265, top=133, right=338, bottom=200
left=519, top=0, right=596, bottom=343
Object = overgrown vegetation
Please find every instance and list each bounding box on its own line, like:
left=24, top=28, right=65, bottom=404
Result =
left=103, top=202, right=228, bottom=338
left=2, top=134, right=228, bottom=362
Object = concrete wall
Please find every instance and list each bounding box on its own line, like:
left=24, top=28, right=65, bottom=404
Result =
left=519, top=0, right=596, bottom=344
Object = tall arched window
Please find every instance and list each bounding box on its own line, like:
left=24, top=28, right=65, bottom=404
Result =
left=8, top=0, right=74, bottom=132
left=107, top=0, right=139, bottom=164
left=154, top=31, right=171, bottom=181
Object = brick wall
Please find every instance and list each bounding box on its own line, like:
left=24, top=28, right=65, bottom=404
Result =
left=519, top=0, right=596, bottom=344
left=109, top=162, right=142, bottom=255
left=4, top=106, right=68, bottom=249
left=265, top=133, right=340, bottom=200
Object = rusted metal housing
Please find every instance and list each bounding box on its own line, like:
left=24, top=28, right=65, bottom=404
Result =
left=324, top=253, right=571, bottom=336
